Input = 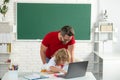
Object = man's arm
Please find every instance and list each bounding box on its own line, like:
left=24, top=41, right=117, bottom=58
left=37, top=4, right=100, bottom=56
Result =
left=40, top=44, right=47, bottom=64
left=68, top=44, right=75, bottom=62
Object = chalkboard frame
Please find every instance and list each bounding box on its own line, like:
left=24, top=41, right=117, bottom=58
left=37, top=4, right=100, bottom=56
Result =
left=16, top=3, right=91, bottom=41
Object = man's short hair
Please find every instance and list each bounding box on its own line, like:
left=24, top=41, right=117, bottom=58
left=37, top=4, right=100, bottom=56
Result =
left=60, top=25, right=75, bottom=36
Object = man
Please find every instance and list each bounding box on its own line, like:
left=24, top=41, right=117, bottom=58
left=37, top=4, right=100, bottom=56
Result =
left=40, top=25, right=75, bottom=64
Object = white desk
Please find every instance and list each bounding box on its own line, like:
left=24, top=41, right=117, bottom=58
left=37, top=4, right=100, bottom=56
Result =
left=2, top=72, right=96, bottom=80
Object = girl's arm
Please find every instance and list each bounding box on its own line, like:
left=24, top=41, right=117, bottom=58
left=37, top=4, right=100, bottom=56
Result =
left=49, top=66, right=67, bottom=74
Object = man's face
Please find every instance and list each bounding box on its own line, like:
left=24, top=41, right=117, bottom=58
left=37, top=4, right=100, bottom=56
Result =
left=61, top=35, right=72, bottom=44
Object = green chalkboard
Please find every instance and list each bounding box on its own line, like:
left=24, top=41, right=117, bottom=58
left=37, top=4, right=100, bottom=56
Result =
left=17, top=3, right=91, bottom=40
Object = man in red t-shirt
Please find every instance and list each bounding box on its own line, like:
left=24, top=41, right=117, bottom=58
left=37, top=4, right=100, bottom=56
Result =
left=40, top=25, right=75, bottom=64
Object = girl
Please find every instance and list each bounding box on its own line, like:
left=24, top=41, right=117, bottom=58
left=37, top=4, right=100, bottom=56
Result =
left=45, top=48, right=71, bottom=74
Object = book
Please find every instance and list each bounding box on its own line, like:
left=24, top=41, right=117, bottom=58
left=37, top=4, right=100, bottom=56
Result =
left=24, top=73, right=49, bottom=80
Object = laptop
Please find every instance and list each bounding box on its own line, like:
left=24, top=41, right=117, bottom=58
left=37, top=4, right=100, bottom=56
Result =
left=57, top=61, right=88, bottom=79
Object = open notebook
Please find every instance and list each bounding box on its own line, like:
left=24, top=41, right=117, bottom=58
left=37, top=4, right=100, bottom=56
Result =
left=24, top=73, right=49, bottom=80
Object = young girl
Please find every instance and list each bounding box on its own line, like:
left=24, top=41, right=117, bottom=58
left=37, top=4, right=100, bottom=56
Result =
left=45, top=48, right=71, bottom=74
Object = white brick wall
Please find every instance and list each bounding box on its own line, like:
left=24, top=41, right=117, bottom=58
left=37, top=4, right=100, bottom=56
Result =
left=0, top=0, right=97, bottom=72
left=10, top=41, right=42, bottom=72
left=10, top=41, right=93, bottom=72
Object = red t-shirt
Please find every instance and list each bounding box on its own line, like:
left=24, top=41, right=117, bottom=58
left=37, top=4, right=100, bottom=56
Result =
left=42, top=31, right=75, bottom=59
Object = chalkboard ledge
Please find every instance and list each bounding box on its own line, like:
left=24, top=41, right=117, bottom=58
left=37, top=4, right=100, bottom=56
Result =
left=15, top=39, right=92, bottom=43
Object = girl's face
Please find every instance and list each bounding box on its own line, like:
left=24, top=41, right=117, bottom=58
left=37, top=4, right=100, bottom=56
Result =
left=58, top=60, right=66, bottom=65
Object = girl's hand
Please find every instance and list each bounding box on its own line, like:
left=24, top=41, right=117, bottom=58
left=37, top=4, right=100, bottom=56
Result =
left=60, top=69, right=67, bottom=74
left=47, top=71, right=55, bottom=74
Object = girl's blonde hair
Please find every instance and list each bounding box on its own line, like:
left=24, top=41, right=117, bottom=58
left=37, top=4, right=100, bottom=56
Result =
left=54, top=48, right=71, bottom=65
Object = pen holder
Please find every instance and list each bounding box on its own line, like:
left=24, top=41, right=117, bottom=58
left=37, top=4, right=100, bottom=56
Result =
left=7, top=64, right=19, bottom=80
left=8, top=70, right=18, bottom=80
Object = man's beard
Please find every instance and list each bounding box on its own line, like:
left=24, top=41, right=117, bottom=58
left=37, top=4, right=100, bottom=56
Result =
left=61, top=40, right=69, bottom=44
